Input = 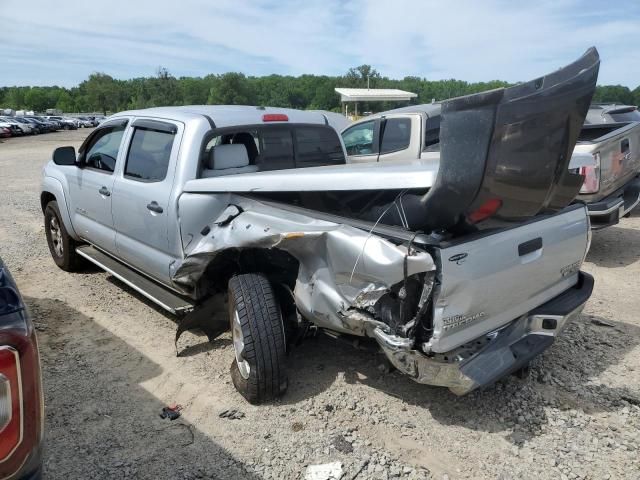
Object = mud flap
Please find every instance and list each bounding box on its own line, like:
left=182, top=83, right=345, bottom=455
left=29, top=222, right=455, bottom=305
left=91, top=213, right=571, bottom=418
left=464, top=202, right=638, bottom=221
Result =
left=175, top=293, right=228, bottom=356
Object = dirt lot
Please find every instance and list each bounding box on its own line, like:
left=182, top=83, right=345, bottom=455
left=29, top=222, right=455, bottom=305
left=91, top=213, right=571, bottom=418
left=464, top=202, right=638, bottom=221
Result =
left=0, top=130, right=639, bottom=479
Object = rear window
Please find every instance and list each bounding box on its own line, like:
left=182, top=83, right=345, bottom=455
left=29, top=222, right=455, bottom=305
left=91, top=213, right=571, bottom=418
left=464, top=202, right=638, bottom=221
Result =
left=295, top=126, right=345, bottom=167
left=259, top=128, right=295, bottom=171
left=202, top=125, right=345, bottom=175
left=610, top=111, right=640, bottom=122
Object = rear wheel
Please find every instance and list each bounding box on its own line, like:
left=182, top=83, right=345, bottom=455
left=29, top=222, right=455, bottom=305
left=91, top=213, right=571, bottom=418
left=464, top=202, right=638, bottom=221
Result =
left=44, top=201, right=81, bottom=271
left=228, top=273, right=287, bottom=404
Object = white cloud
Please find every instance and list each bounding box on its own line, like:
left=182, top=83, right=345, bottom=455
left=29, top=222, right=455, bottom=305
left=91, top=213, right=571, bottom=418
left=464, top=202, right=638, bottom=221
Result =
left=0, top=0, right=638, bottom=87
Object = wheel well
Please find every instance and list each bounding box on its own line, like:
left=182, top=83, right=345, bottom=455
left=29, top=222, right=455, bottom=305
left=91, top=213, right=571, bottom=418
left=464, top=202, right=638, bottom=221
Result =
left=198, top=247, right=299, bottom=318
left=200, top=247, right=299, bottom=293
left=40, top=191, right=56, bottom=212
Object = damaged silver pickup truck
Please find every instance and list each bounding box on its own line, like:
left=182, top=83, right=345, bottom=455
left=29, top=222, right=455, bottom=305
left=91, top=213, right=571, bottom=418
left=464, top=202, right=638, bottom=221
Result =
left=41, top=48, right=598, bottom=404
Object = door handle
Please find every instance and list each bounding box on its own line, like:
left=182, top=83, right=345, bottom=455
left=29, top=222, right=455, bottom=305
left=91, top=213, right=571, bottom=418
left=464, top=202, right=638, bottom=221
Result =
left=98, top=186, right=111, bottom=197
left=146, top=201, right=163, bottom=214
left=518, top=237, right=543, bottom=256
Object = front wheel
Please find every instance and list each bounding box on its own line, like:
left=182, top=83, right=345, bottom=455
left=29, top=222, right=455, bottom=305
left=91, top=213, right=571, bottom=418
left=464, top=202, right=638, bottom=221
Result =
left=44, top=201, right=81, bottom=271
left=228, top=273, right=287, bottom=404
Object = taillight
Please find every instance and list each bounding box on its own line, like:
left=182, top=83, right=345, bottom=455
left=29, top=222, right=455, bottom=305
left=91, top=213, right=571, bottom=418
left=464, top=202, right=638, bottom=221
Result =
left=0, top=347, right=22, bottom=463
left=468, top=198, right=503, bottom=223
left=579, top=152, right=600, bottom=194
left=262, top=113, right=288, bottom=122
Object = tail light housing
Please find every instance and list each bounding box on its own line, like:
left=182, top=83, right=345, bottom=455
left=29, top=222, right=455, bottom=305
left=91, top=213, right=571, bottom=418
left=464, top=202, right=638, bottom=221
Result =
left=468, top=198, right=503, bottom=224
left=578, top=152, right=600, bottom=194
left=0, top=262, right=42, bottom=479
left=0, top=347, right=22, bottom=463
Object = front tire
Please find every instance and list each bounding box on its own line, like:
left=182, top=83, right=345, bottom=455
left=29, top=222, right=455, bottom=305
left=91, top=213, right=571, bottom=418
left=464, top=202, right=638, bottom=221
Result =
left=44, top=201, right=81, bottom=271
left=228, top=273, right=287, bottom=404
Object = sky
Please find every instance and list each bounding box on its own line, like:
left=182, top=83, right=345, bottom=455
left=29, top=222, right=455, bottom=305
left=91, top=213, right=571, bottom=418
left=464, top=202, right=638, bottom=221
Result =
left=1, top=0, right=639, bottom=88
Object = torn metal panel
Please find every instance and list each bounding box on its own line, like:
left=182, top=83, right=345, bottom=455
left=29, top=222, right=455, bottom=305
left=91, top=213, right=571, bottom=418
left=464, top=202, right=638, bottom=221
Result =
left=173, top=194, right=435, bottom=335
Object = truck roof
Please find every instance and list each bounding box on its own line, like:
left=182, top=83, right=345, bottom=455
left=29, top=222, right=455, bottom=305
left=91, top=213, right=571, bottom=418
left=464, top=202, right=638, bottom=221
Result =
left=111, top=105, right=337, bottom=129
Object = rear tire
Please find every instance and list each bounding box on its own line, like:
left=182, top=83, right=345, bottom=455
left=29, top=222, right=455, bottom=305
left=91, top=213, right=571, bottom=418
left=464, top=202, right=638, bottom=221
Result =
left=44, top=201, right=81, bottom=272
left=228, top=273, right=287, bottom=404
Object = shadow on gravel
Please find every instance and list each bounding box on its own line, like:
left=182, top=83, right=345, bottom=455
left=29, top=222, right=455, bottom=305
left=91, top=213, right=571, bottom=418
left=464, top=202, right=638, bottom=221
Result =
left=587, top=224, right=640, bottom=268
left=281, top=313, right=640, bottom=446
left=96, top=270, right=640, bottom=447
left=25, top=296, right=260, bottom=480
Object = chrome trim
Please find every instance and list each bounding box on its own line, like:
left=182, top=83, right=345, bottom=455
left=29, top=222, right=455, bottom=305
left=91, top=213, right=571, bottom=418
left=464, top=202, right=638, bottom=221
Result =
left=588, top=199, right=624, bottom=216
left=78, top=240, right=189, bottom=298
left=76, top=247, right=179, bottom=314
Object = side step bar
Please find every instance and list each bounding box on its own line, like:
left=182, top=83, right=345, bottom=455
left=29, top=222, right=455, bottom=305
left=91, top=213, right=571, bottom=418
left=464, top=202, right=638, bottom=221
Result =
left=76, top=245, right=195, bottom=315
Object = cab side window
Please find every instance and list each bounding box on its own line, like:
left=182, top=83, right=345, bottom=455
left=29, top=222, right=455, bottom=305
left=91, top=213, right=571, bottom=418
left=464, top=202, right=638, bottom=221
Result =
left=82, top=123, right=127, bottom=173
left=125, top=127, right=176, bottom=182
left=380, top=118, right=411, bottom=154
left=342, top=121, right=375, bottom=156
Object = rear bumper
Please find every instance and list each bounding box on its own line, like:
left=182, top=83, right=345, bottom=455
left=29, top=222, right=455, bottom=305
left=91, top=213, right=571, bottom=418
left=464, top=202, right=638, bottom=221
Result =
left=586, top=177, right=640, bottom=229
left=374, top=272, right=594, bottom=395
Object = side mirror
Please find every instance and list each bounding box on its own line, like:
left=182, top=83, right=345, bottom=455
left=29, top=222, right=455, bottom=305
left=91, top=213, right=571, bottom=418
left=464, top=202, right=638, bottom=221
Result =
left=52, top=146, right=77, bottom=166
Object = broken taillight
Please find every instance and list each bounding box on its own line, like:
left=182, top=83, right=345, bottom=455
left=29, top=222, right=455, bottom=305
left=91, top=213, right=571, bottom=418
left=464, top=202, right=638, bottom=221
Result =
left=0, top=347, right=21, bottom=463
left=468, top=198, right=503, bottom=224
left=578, top=152, right=600, bottom=194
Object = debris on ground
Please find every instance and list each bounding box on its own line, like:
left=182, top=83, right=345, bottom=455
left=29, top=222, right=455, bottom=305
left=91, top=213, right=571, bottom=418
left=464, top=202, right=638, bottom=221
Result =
left=159, top=404, right=183, bottom=421
left=219, top=409, right=245, bottom=420
left=591, top=317, right=615, bottom=327
left=304, top=461, right=343, bottom=480
left=331, top=434, right=354, bottom=454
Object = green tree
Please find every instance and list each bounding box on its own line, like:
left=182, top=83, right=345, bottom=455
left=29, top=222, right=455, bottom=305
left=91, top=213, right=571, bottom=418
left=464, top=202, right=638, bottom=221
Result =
left=80, top=73, right=119, bottom=114
left=207, top=73, right=254, bottom=105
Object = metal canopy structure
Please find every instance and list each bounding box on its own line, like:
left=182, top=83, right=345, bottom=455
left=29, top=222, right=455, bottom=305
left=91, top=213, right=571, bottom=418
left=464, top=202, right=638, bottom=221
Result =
left=335, top=88, right=417, bottom=117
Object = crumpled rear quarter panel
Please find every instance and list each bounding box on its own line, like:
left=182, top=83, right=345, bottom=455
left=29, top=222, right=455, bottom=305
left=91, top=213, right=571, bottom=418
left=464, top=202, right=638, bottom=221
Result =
left=174, top=193, right=435, bottom=334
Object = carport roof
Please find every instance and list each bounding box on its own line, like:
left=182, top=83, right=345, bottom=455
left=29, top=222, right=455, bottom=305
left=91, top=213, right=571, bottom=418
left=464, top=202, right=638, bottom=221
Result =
left=335, top=88, right=418, bottom=102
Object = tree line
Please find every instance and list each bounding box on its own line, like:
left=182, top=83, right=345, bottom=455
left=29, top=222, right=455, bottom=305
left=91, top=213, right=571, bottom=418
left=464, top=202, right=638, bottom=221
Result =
left=1, top=65, right=639, bottom=114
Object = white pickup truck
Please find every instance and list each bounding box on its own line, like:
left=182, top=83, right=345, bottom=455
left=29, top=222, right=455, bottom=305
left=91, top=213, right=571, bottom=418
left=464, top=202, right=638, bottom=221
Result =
left=41, top=49, right=598, bottom=404
left=342, top=81, right=640, bottom=231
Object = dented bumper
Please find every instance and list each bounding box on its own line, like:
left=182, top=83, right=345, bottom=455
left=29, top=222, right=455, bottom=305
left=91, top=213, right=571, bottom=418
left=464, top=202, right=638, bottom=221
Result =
left=374, top=272, right=594, bottom=395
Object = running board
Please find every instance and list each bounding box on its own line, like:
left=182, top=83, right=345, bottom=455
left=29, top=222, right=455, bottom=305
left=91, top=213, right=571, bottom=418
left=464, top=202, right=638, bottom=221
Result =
left=76, top=245, right=195, bottom=314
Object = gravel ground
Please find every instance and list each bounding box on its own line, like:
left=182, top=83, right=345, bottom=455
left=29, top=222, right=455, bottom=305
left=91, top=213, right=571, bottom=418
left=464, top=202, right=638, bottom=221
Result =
left=1, top=130, right=639, bottom=479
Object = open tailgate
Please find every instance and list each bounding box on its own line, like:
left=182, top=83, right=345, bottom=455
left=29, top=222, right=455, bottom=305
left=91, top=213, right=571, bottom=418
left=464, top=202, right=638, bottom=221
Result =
left=419, top=48, right=600, bottom=231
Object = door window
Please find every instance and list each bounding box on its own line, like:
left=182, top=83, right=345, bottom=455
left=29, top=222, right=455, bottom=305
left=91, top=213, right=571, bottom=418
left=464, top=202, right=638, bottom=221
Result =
left=82, top=124, right=127, bottom=173
left=124, top=128, right=176, bottom=182
left=380, top=118, right=411, bottom=154
left=342, top=121, right=375, bottom=156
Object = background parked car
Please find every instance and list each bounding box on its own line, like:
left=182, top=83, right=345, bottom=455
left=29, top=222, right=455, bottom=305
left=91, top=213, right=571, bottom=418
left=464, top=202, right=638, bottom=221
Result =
left=0, top=117, right=32, bottom=135
left=586, top=104, right=640, bottom=124
left=0, top=123, right=12, bottom=138
left=0, top=256, right=43, bottom=479
left=18, top=118, right=43, bottom=134
left=10, top=117, right=36, bottom=135
left=569, top=105, right=640, bottom=228
left=43, top=116, right=77, bottom=130
left=0, top=118, right=23, bottom=136
left=75, top=116, right=95, bottom=128
left=25, top=116, right=57, bottom=133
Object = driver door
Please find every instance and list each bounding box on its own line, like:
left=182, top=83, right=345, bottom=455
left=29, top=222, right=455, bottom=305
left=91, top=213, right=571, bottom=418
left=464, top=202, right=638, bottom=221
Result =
left=66, top=119, right=129, bottom=253
left=341, top=119, right=381, bottom=164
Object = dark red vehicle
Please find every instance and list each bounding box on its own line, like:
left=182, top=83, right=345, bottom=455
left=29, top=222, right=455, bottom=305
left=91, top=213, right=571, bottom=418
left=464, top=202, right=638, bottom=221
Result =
left=0, top=257, right=43, bottom=479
